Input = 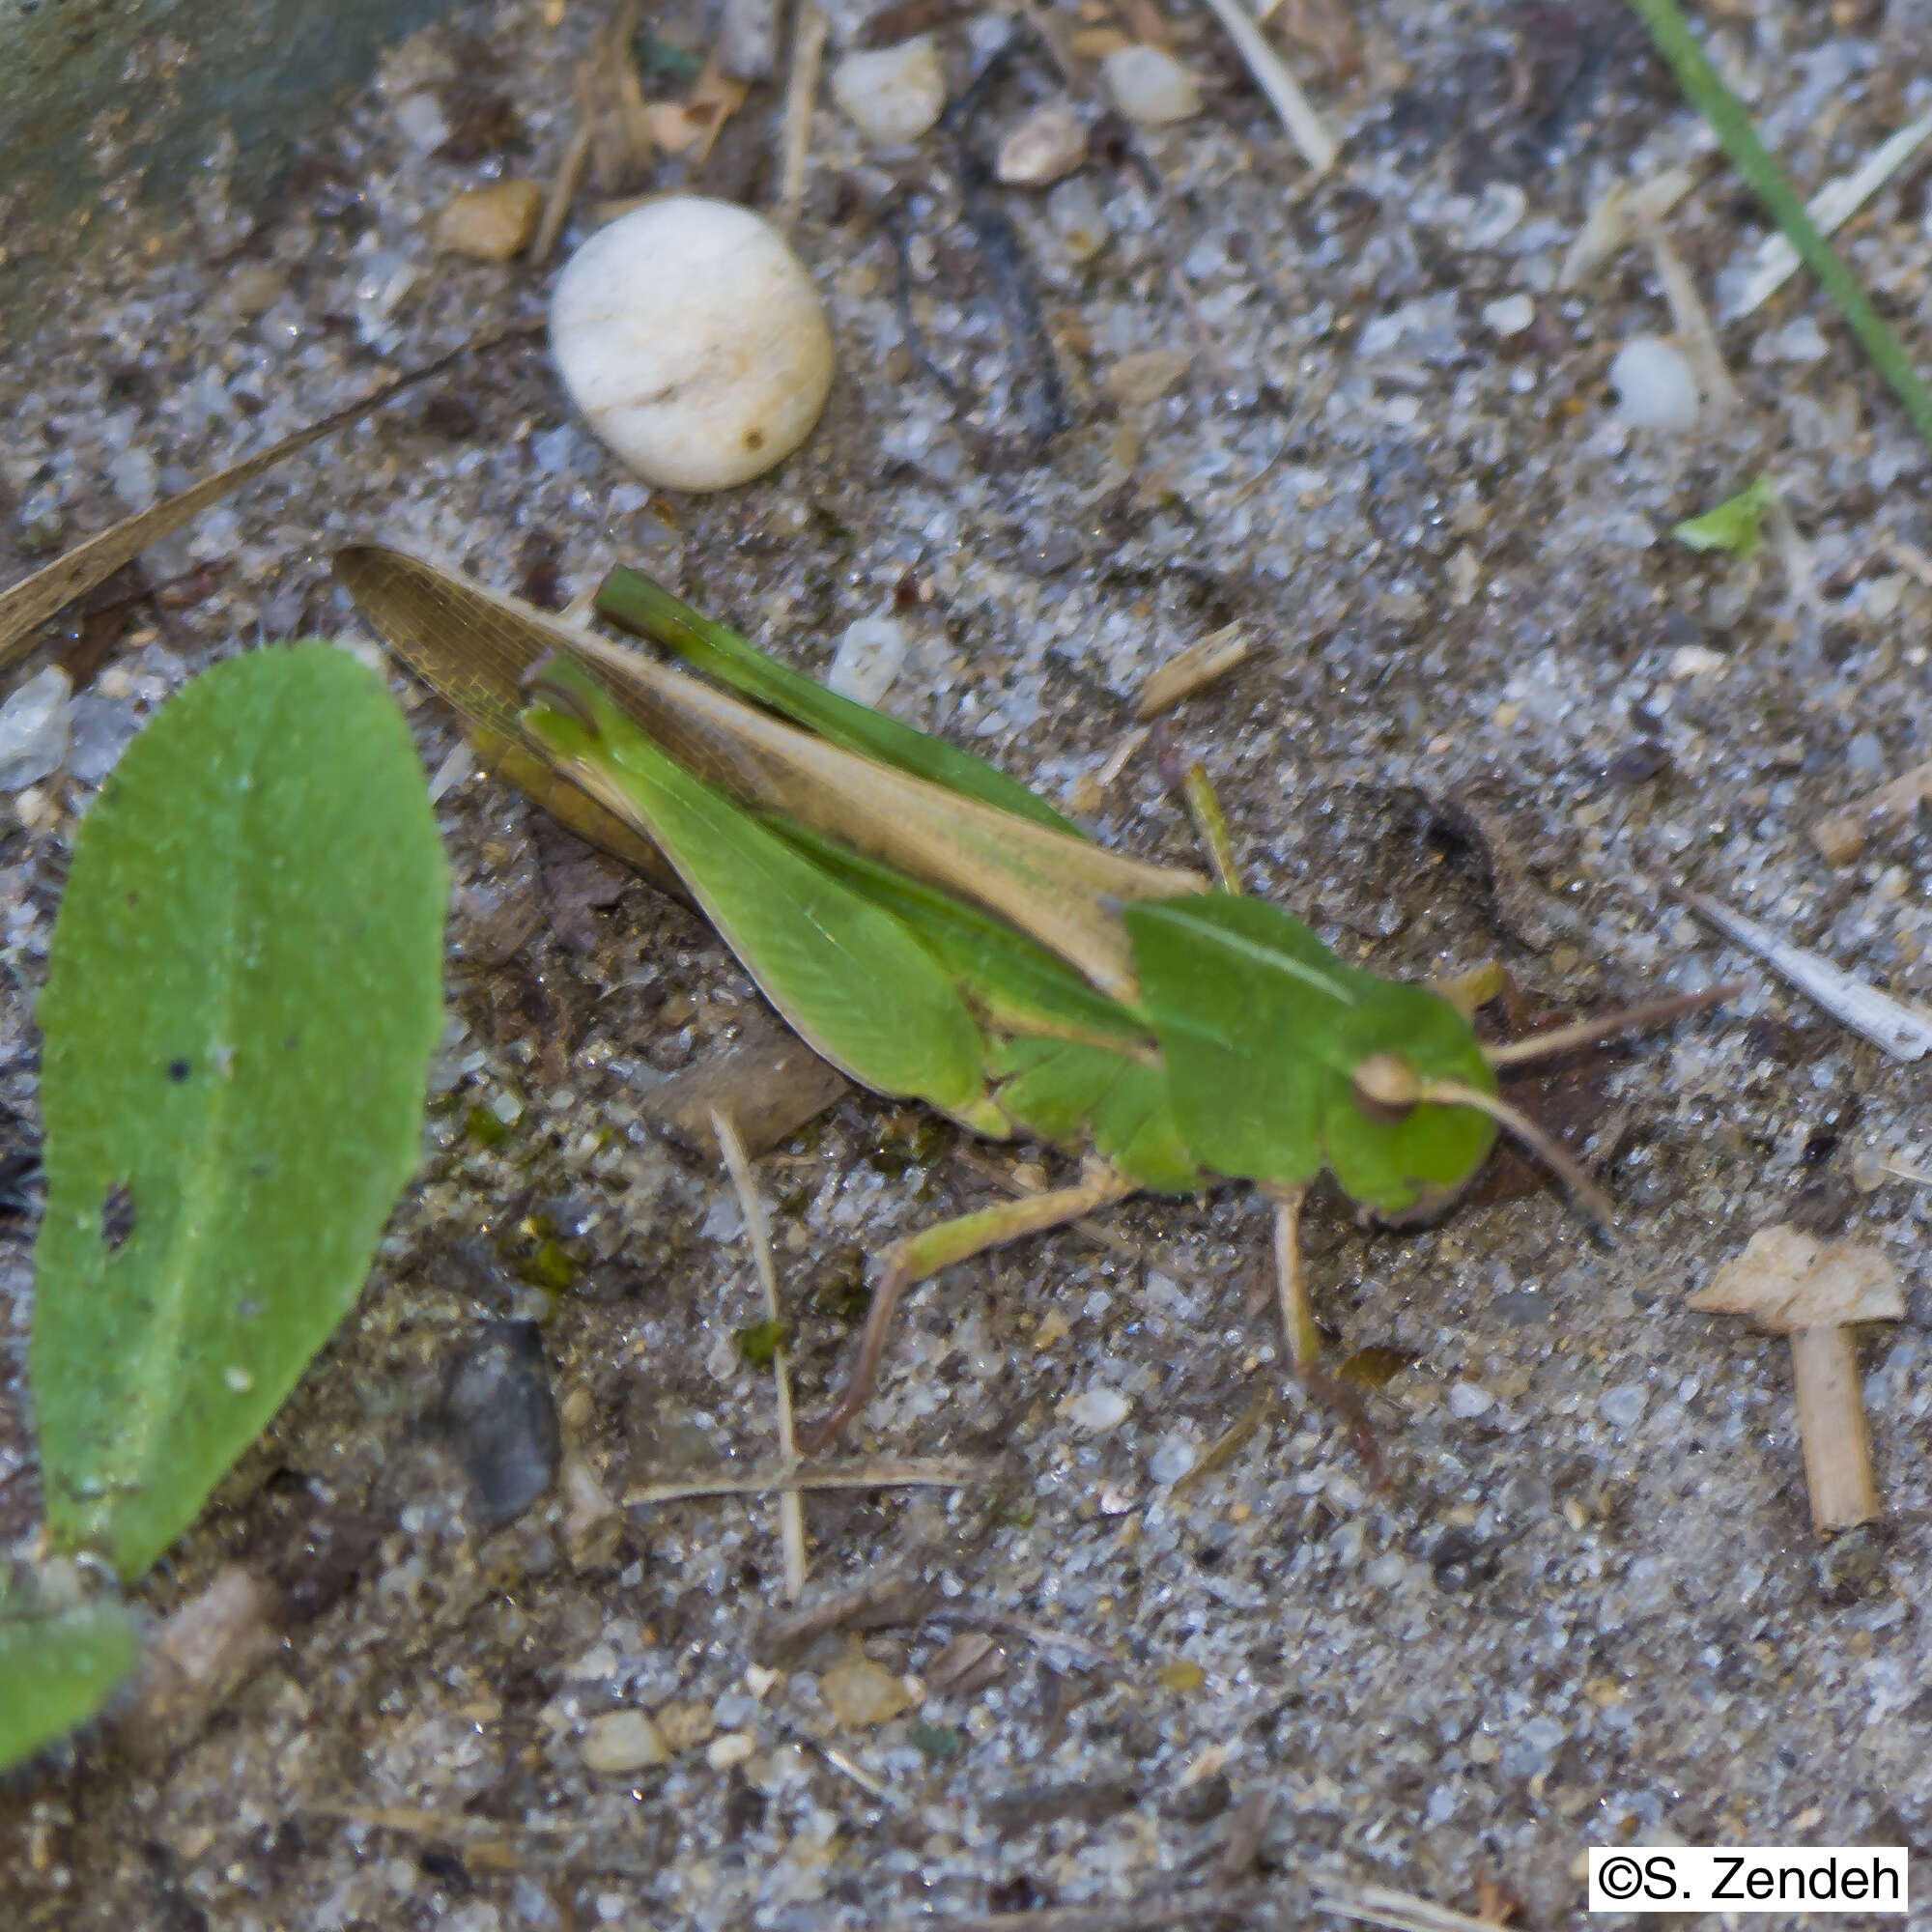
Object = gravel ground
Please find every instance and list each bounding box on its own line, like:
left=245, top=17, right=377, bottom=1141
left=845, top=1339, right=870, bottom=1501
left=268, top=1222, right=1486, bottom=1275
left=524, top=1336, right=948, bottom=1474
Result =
left=3, top=2, right=1931, bottom=1927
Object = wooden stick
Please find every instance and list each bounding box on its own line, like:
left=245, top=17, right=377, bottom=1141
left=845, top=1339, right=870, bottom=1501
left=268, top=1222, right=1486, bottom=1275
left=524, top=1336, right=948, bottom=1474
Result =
left=1789, top=1325, right=1879, bottom=1533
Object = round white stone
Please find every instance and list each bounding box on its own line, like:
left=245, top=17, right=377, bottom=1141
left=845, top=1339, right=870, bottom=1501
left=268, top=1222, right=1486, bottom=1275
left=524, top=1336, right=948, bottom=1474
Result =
left=1100, top=45, right=1202, bottom=125
left=831, top=36, right=947, bottom=147
left=1608, top=335, right=1700, bottom=434
left=550, top=198, right=835, bottom=493
left=1067, top=1386, right=1131, bottom=1433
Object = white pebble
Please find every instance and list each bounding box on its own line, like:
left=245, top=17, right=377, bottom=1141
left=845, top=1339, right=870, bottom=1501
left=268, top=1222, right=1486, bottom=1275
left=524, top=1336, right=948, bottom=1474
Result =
left=393, top=90, right=451, bottom=154
left=1482, top=293, right=1535, bottom=337
left=705, top=1730, right=755, bottom=1772
left=996, top=102, right=1087, bottom=186
left=1754, top=317, right=1829, bottom=364
left=828, top=615, right=908, bottom=706
left=579, top=1709, right=667, bottom=1773
left=1101, top=44, right=1202, bottom=125
left=1066, top=1386, right=1131, bottom=1433
left=1147, top=1435, right=1197, bottom=1485
left=1046, top=177, right=1110, bottom=264
left=832, top=37, right=947, bottom=147
left=1599, top=1383, right=1648, bottom=1431
left=551, top=198, right=834, bottom=493
left=0, top=666, right=72, bottom=792
left=1609, top=335, right=1700, bottom=434
left=1446, top=1380, right=1494, bottom=1420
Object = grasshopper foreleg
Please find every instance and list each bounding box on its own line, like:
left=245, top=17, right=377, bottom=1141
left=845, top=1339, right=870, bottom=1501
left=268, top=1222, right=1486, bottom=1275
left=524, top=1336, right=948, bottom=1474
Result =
left=1264, top=1182, right=1386, bottom=1488
left=799, top=1161, right=1138, bottom=1453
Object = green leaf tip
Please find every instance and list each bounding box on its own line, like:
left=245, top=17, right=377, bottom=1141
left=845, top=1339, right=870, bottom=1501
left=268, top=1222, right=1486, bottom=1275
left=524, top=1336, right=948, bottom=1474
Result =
left=1673, top=476, right=1776, bottom=558
left=0, top=1583, right=139, bottom=1771
left=31, top=643, right=449, bottom=1578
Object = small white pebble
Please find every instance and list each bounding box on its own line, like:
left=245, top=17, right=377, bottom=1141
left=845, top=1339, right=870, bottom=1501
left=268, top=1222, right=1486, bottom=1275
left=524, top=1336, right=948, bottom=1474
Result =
left=832, top=37, right=948, bottom=147
left=1668, top=643, right=1726, bottom=681
left=1599, top=1383, right=1647, bottom=1431
left=1046, top=176, right=1110, bottom=264
left=1482, top=293, right=1535, bottom=337
left=1609, top=335, right=1700, bottom=433
left=0, top=665, right=72, bottom=792
left=828, top=615, right=908, bottom=706
left=996, top=102, right=1087, bottom=186
left=1447, top=1380, right=1494, bottom=1419
left=580, top=1709, right=667, bottom=1774
left=705, top=1731, right=755, bottom=1772
left=551, top=198, right=834, bottom=493
left=1066, top=1386, right=1131, bottom=1433
left=1101, top=44, right=1202, bottom=125
left=1147, top=1435, right=1197, bottom=1485
left=394, top=90, right=451, bottom=154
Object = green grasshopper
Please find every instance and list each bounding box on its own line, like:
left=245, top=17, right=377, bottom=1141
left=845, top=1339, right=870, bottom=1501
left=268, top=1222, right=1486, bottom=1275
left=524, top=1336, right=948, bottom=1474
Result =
left=337, top=546, right=1725, bottom=1458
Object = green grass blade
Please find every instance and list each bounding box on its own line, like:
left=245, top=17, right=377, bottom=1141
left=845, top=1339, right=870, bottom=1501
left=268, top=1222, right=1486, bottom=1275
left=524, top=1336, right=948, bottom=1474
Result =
left=32, top=645, right=448, bottom=1577
left=594, top=566, right=1079, bottom=835
left=0, top=1588, right=139, bottom=1770
left=1626, top=0, right=1932, bottom=446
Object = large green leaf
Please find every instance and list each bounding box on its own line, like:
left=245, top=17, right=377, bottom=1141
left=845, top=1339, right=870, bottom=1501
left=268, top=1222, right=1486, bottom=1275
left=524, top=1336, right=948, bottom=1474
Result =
left=0, top=1584, right=138, bottom=1770
left=32, top=644, right=448, bottom=1577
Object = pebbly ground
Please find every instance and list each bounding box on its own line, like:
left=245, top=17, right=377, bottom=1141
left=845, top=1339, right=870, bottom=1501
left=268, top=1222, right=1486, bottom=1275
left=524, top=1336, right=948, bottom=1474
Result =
left=1, top=0, right=1930, bottom=1926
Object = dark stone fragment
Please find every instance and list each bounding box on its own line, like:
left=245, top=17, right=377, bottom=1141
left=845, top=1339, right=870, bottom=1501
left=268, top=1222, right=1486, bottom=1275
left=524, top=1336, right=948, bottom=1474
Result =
left=440, top=1321, right=560, bottom=1528
left=985, top=1778, right=1142, bottom=1830
left=1607, top=739, right=1671, bottom=784
left=1164, top=1772, right=1232, bottom=1825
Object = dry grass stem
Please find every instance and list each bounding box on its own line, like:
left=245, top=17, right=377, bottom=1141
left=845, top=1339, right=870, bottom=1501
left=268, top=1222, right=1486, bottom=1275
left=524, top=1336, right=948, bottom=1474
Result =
left=1315, top=1880, right=1522, bottom=1932
left=1668, top=884, right=1932, bottom=1062
left=713, top=1106, right=807, bottom=1599
left=624, top=1456, right=993, bottom=1506
left=0, top=322, right=537, bottom=667
left=533, top=109, right=595, bottom=264
left=779, top=1, right=830, bottom=228
left=1641, top=223, right=1740, bottom=416
left=1728, top=104, right=1932, bottom=319
left=1193, top=0, right=1337, bottom=174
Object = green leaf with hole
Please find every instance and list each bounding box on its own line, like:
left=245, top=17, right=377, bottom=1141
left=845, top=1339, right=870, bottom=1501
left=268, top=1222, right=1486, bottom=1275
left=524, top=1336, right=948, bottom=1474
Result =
left=1672, top=476, right=1776, bottom=559
left=31, top=644, right=447, bottom=1578
left=0, top=1584, right=139, bottom=1771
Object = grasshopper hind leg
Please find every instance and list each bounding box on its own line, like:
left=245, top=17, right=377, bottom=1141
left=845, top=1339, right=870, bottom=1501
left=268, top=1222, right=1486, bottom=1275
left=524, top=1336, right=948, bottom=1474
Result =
left=799, top=1162, right=1137, bottom=1454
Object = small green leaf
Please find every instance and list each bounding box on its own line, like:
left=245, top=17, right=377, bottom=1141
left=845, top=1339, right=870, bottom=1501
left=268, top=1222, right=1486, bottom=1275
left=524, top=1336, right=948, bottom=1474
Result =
left=0, top=1586, right=139, bottom=1771
left=1672, top=476, right=1775, bottom=558
left=32, top=644, right=448, bottom=1577
left=464, top=1104, right=509, bottom=1147
left=734, top=1319, right=789, bottom=1367
left=908, top=1720, right=961, bottom=1760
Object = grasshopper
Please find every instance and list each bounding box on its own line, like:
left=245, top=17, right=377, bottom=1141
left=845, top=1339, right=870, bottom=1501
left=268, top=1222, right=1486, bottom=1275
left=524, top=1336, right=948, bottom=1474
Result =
left=337, top=546, right=1726, bottom=1458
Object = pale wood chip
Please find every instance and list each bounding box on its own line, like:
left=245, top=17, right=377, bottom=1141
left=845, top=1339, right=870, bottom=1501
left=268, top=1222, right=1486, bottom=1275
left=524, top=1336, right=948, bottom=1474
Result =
left=1135, top=623, right=1252, bottom=719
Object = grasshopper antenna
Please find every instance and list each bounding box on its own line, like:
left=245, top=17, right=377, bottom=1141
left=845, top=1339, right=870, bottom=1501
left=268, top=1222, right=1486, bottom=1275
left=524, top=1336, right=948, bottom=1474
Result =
left=1352, top=1056, right=1618, bottom=1229
left=1481, top=983, right=1740, bottom=1069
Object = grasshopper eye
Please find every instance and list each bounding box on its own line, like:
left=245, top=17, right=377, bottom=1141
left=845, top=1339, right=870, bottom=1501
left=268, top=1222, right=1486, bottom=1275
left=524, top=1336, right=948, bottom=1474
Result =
left=1351, top=1051, right=1423, bottom=1121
